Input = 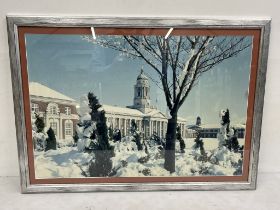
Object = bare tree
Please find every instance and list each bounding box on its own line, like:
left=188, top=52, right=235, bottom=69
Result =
left=83, top=32, right=251, bottom=173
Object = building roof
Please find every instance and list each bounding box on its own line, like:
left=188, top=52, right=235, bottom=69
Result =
left=187, top=124, right=201, bottom=129
left=177, top=117, right=187, bottom=122
left=137, top=69, right=149, bottom=81
left=102, top=104, right=144, bottom=117
left=144, top=108, right=168, bottom=119
left=29, top=82, right=75, bottom=102
left=188, top=123, right=246, bottom=129
left=102, top=104, right=187, bottom=123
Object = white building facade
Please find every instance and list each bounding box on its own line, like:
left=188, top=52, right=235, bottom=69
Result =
left=102, top=69, right=187, bottom=139
left=186, top=124, right=245, bottom=139
left=29, top=82, right=79, bottom=140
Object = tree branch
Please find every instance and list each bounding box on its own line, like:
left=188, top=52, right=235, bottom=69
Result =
left=124, top=36, right=162, bottom=77
left=176, top=36, right=214, bottom=108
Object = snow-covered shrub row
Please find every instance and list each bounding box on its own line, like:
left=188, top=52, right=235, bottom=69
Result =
left=110, top=137, right=169, bottom=177
left=108, top=136, right=243, bottom=177
left=33, top=132, right=244, bottom=178
left=74, top=107, right=244, bottom=177
left=34, top=137, right=243, bottom=178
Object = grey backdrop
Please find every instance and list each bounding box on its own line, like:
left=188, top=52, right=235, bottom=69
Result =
left=0, top=0, right=279, bottom=209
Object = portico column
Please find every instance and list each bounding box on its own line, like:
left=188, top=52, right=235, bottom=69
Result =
left=160, top=121, right=162, bottom=138
left=59, top=116, right=63, bottom=139
left=124, top=119, right=127, bottom=136
left=112, top=117, right=115, bottom=129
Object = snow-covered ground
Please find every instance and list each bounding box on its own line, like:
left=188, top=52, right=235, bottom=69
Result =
left=34, top=146, right=92, bottom=178
left=34, top=137, right=245, bottom=178
left=186, top=138, right=245, bottom=151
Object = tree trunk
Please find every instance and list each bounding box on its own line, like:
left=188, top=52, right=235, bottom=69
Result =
left=164, top=113, right=177, bottom=173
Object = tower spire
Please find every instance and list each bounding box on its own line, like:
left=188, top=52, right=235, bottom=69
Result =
left=133, top=67, right=151, bottom=112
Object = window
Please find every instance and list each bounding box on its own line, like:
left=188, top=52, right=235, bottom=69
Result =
left=47, top=103, right=59, bottom=115
left=31, top=103, right=39, bottom=113
left=50, top=122, right=57, bottom=135
left=65, top=120, right=73, bottom=136
left=50, top=105, right=57, bottom=114
left=65, top=107, right=71, bottom=115
left=137, top=87, right=141, bottom=97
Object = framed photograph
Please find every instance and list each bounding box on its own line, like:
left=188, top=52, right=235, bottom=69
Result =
left=7, top=16, right=270, bottom=193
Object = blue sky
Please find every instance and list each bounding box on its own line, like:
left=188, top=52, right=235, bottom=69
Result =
left=25, top=34, right=252, bottom=125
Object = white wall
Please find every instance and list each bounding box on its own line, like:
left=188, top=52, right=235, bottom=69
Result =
left=0, top=0, right=279, bottom=209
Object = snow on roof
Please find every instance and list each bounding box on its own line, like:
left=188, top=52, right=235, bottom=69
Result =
left=187, top=124, right=200, bottom=129
left=199, top=124, right=220, bottom=129
left=102, top=104, right=144, bottom=117
left=29, top=82, right=75, bottom=102
left=195, top=123, right=246, bottom=129
left=145, top=109, right=171, bottom=119
left=232, top=123, right=246, bottom=129
left=145, top=109, right=164, bottom=117
left=102, top=104, right=187, bottom=122
left=177, top=116, right=187, bottom=122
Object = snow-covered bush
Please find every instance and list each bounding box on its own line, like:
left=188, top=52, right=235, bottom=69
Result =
left=76, top=119, right=97, bottom=152
left=32, top=131, right=47, bottom=151
left=32, top=113, right=47, bottom=151
left=85, top=92, right=114, bottom=177
left=217, top=109, right=230, bottom=148
left=73, top=131, right=79, bottom=145
left=217, top=109, right=243, bottom=152
left=209, top=146, right=242, bottom=175
left=204, top=109, right=244, bottom=175
left=130, top=119, right=143, bottom=151
left=35, top=113, right=44, bottom=133
left=176, top=126, right=185, bottom=153
left=191, top=132, right=207, bottom=161
left=110, top=136, right=167, bottom=177
left=75, top=95, right=99, bottom=152
left=45, top=127, right=57, bottom=151
left=227, top=128, right=244, bottom=153
left=149, top=132, right=165, bottom=148
left=112, top=129, right=122, bottom=142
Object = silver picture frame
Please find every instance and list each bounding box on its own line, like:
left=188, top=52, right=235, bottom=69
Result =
left=6, top=16, right=271, bottom=193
